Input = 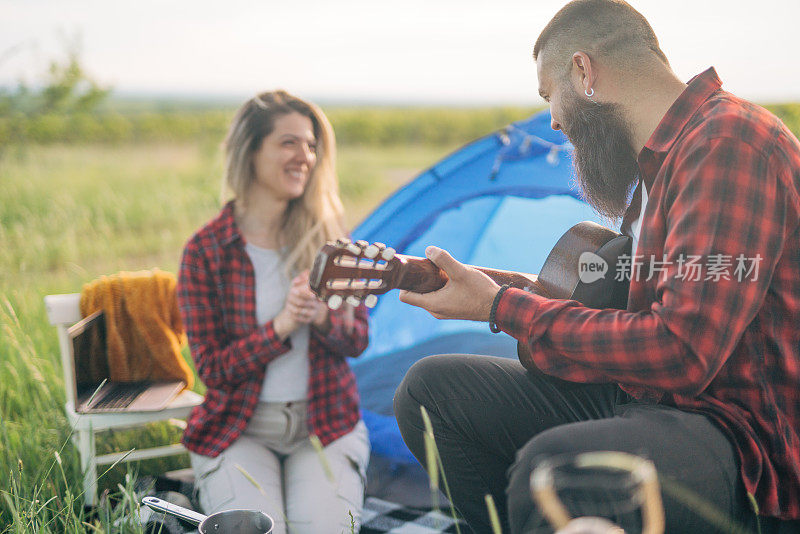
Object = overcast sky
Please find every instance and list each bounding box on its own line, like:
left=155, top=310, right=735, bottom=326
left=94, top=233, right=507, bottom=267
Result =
left=2, top=0, right=799, bottom=105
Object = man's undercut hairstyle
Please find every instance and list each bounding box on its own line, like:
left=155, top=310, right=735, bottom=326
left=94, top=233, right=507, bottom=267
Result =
left=533, top=0, right=668, bottom=78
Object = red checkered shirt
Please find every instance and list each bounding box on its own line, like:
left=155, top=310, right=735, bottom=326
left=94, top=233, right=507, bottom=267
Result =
left=177, top=201, right=369, bottom=457
left=497, top=68, right=800, bottom=519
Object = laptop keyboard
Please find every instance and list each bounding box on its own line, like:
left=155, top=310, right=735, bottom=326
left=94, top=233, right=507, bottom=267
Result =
left=93, top=382, right=146, bottom=409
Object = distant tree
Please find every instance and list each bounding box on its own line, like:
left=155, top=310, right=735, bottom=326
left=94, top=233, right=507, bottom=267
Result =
left=36, top=46, right=110, bottom=115
left=0, top=36, right=112, bottom=152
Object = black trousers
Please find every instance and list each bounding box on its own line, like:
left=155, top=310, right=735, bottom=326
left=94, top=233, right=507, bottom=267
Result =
left=394, top=354, right=792, bottom=534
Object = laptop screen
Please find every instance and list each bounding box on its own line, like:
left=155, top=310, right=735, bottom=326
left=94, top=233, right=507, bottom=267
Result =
left=68, top=309, right=110, bottom=397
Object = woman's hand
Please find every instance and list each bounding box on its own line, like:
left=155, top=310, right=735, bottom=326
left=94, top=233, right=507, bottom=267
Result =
left=291, top=270, right=329, bottom=329
left=273, top=270, right=329, bottom=339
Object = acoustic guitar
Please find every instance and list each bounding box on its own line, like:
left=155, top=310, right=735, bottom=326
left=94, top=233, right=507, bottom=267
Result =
left=309, top=221, right=632, bottom=370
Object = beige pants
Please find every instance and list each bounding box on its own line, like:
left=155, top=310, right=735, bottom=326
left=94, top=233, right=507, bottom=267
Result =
left=190, top=401, right=370, bottom=534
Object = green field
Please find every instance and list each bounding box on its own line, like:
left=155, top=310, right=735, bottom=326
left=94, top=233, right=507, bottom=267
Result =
left=4, top=101, right=800, bottom=532
left=0, top=137, right=464, bottom=532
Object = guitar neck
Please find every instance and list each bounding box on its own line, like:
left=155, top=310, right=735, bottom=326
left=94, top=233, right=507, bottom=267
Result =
left=393, top=254, right=547, bottom=296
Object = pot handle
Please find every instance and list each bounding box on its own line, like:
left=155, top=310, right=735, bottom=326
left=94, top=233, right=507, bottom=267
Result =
left=142, top=495, right=207, bottom=526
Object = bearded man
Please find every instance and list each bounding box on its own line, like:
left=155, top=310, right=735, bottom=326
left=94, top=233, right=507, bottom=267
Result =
left=393, top=1, right=800, bottom=532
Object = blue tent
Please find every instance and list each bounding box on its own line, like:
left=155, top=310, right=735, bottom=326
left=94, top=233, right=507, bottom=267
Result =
left=350, top=110, right=608, bottom=474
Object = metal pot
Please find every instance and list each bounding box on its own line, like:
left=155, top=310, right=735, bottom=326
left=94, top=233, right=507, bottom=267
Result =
left=142, top=496, right=274, bottom=534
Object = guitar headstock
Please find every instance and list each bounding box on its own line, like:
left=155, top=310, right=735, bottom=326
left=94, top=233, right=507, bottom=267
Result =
left=309, top=238, right=402, bottom=310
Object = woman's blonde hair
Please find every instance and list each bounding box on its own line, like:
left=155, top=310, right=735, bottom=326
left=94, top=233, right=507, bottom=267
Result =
left=223, top=90, right=346, bottom=274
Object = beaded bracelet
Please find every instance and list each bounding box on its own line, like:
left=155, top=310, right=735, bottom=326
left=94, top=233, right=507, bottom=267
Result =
left=489, top=284, right=511, bottom=333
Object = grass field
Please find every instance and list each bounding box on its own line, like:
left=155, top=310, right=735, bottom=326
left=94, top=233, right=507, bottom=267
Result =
left=0, top=140, right=460, bottom=532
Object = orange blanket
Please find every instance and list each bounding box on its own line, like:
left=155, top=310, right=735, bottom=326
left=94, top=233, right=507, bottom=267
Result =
left=79, top=269, right=193, bottom=389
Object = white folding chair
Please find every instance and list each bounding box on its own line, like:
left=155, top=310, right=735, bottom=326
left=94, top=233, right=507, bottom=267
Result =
left=44, top=293, right=203, bottom=506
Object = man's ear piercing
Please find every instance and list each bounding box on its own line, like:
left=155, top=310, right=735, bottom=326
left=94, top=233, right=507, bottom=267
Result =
left=584, top=87, right=595, bottom=97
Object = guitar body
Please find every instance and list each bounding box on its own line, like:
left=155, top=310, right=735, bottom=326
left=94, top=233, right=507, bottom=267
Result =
left=309, top=221, right=632, bottom=372
left=538, top=222, right=631, bottom=307
left=516, top=222, right=631, bottom=370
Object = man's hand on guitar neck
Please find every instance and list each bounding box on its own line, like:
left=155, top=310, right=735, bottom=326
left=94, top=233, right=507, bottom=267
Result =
left=399, top=246, right=501, bottom=321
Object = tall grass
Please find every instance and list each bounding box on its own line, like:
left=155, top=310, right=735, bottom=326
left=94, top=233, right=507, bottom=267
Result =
left=0, top=139, right=462, bottom=532
left=0, top=298, right=150, bottom=532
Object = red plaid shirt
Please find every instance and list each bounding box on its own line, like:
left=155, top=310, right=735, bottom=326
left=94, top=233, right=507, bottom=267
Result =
left=497, top=68, right=800, bottom=519
left=177, top=201, right=369, bottom=457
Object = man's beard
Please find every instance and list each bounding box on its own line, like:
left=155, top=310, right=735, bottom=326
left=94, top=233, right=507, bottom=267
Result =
left=560, top=87, right=640, bottom=220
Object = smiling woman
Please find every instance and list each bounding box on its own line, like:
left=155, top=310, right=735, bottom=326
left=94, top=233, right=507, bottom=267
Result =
left=221, top=91, right=343, bottom=274
left=250, top=114, right=318, bottom=205
left=176, top=90, right=371, bottom=534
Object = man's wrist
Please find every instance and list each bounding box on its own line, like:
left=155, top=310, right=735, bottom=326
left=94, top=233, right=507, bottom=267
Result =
left=489, top=284, right=511, bottom=333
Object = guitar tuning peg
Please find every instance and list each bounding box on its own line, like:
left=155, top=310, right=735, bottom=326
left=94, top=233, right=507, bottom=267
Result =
left=355, top=240, right=369, bottom=248
left=346, top=243, right=362, bottom=255
left=364, top=294, right=378, bottom=308
left=327, top=294, right=343, bottom=310
left=363, top=244, right=379, bottom=259
left=346, top=296, right=361, bottom=307
left=381, top=247, right=396, bottom=261
left=336, top=238, right=351, bottom=246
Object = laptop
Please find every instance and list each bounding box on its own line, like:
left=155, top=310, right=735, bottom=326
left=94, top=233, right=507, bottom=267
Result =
left=68, top=309, right=185, bottom=413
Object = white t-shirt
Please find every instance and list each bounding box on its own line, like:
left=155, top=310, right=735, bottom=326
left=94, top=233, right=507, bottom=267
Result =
left=629, top=182, right=649, bottom=256
left=245, top=243, right=310, bottom=402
